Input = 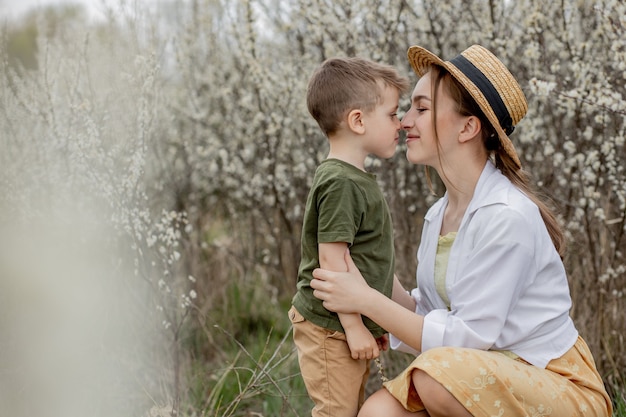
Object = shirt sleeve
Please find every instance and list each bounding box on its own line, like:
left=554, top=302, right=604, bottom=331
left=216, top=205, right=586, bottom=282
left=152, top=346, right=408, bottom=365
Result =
left=316, top=177, right=364, bottom=245
left=421, top=206, right=536, bottom=352
left=388, top=287, right=429, bottom=354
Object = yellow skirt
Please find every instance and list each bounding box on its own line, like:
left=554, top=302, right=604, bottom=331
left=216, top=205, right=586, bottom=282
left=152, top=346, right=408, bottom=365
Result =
left=383, top=336, right=612, bottom=416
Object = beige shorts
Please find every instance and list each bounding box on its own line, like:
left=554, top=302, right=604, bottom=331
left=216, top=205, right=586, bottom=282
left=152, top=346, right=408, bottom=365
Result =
left=383, top=336, right=612, bottom=417
left=289, top=305, right=370, bottom=417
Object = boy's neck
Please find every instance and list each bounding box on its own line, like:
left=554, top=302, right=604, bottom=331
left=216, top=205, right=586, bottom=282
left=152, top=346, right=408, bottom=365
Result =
left=326, top=136, right=368, bottom=171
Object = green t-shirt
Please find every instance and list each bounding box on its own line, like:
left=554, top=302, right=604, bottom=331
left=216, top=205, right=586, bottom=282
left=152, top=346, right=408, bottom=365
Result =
left=292, top=159, right=395, bottom=338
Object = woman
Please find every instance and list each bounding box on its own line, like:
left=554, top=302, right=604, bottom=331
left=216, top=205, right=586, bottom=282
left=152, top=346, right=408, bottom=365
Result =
left=310, top=45, right=612, bottom=417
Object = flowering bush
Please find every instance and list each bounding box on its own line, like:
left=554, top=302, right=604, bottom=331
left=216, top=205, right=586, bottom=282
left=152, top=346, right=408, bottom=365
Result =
left=172, top=0, right=625, bottom=400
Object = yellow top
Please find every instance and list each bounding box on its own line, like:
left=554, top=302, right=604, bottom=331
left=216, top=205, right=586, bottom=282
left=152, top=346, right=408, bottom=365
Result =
left=435, top=232, right=456, bottom=309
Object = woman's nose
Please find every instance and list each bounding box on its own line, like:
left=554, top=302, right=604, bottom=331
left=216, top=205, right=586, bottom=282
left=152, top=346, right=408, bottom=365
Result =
left=400, top=109, right=414, bottom=129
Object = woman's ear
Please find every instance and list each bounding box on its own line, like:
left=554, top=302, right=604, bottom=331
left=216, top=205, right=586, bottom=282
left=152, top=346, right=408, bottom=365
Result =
left=346, top=109, right=366, bottom=134
left=458, top=115, right=481, bottom=143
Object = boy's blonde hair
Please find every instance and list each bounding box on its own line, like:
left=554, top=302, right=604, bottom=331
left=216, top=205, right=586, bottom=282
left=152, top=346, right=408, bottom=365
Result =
left=306, top=57, right=409, bottom=136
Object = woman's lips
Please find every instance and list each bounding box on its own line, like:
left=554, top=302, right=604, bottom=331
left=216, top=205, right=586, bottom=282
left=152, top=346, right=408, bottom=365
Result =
left=405, top=135, right=419, bottom=143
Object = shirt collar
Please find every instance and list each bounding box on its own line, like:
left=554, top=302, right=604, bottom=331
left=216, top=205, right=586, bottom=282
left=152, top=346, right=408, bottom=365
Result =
left=466, top=160, right=511, bottom=214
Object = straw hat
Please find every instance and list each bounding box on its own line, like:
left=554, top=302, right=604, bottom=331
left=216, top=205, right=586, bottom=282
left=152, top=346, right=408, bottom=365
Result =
left=407, top=44, right=527, bottom=169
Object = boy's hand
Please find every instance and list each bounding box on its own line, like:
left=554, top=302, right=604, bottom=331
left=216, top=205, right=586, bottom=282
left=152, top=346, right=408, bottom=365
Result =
left=345, top=325, right=380, bottom=360
left=375, top=334, right=389, bottom=352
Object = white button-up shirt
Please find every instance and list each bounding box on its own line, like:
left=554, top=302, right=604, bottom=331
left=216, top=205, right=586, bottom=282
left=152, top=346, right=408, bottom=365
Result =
left=391, top=161, right=578, bottom=368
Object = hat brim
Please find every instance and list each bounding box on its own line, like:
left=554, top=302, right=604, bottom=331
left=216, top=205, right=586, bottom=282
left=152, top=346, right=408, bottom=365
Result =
left=407, top=45, right=522, bottom=169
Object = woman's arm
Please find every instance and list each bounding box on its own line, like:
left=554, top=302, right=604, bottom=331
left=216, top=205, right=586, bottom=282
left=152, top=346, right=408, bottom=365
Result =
left=312, top=250, right=424, bottom=352
left=392, top=275, right=417, bottom=311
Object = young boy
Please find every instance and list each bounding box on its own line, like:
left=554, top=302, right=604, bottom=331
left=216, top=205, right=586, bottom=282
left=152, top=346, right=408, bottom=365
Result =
left=289, top=57, right=409, bottom=417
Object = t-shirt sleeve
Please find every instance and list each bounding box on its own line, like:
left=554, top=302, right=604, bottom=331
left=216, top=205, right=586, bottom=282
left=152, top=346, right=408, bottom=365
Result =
left=316, top=177, right=364, bottom=245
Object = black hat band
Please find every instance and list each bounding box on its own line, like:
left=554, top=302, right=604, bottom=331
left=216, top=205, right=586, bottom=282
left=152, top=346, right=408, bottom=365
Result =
left=450, top=54, right=515, bottom=135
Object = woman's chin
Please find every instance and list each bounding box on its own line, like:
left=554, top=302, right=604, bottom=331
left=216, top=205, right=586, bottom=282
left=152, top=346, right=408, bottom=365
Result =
left=405, top=152, right=421, bottom=165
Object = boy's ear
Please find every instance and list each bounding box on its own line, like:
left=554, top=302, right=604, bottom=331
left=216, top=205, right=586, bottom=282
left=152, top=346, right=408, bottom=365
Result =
left=458, top=115, right=481, bottom=143
left=346, top=109, right=366, bottom=134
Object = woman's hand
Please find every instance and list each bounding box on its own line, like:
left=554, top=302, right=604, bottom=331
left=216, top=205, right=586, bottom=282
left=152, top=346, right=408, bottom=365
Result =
left=311, top=249, right=372, bottom=314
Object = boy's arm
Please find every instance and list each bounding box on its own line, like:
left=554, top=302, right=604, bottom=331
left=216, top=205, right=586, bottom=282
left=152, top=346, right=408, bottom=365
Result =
left=318, top=242, right=380, bottom=360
